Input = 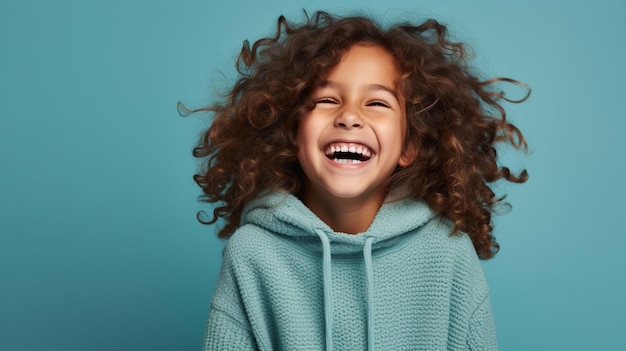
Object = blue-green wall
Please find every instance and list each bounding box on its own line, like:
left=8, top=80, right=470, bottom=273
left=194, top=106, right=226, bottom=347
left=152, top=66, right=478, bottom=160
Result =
left=1, top=0, right=624, bottom=350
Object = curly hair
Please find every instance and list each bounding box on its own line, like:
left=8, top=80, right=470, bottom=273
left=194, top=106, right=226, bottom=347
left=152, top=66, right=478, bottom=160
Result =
left=185, top=11, right=529, bottom=260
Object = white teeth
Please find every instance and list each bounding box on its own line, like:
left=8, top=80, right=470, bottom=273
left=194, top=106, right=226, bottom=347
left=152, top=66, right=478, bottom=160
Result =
left=324, top=142, right=373, bottom=165
left=333, top=158, right=362, bottom=164
left=324, top=143, right=373, bottom=157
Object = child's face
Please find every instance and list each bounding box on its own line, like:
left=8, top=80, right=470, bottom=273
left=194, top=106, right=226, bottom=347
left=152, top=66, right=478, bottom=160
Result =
left=297, top=44, right=412, bottom=209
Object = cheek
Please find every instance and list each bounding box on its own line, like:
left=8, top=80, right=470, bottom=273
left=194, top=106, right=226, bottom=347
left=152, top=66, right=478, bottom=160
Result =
left=296, top=116, right=316, bottom=160
left=380, top=120, right=406, bottom=149
left=377, top=117, right=408, bottom=164
left=297, top=114, right=323, bottom=147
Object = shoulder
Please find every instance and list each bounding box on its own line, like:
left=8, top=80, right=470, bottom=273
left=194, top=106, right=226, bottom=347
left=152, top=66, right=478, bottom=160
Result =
left=222, top=223, right=302, bottom=271
left=414, top=217, right=488, bottom=288
left=418, top=216, right=478, bottom=260
left=223, top=224, right=275, bottom=260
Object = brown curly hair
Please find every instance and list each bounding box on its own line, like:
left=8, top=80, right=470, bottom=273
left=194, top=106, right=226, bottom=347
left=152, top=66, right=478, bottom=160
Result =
left=184, top=11, right=529, bottom=260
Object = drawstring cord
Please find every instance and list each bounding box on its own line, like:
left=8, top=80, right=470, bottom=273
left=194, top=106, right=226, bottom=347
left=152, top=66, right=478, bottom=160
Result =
left=364, top=236, right=375, bottom=351
left=315, top=230, right=376, bottom=351
left=315, top=229, right=334, bottom=351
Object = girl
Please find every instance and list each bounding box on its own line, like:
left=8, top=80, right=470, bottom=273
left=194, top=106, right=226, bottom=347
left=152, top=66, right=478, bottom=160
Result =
left=190, top=11, right=528, bottom=351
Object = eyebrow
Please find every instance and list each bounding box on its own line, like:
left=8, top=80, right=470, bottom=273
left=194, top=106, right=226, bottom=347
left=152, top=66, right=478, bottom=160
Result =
left=322, top=80, right=400, bottom=101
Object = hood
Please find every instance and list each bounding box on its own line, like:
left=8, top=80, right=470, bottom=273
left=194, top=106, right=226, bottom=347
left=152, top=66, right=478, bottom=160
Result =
left=241, top=191, right=437, bottom=351
left=241, top=192, right=437, bottom=255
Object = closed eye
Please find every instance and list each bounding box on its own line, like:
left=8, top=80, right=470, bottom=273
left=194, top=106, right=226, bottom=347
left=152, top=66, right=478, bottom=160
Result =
left=367, top=100, right=391, bottom=108
left=315, top=97, right=339, bottom=104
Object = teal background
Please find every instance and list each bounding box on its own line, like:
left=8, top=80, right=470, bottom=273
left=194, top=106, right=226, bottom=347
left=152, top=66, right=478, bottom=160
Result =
left=1, top=0, right=624, bottom=350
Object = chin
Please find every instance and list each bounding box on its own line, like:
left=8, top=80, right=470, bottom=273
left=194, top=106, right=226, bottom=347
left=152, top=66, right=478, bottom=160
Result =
left=326, top=186, right=384, bottom=203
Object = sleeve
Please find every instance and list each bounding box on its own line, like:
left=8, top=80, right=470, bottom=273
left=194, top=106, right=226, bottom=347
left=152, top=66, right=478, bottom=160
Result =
left=466, top=294, right=498, bottom=351
left=202, top=251, right=258, bottom=351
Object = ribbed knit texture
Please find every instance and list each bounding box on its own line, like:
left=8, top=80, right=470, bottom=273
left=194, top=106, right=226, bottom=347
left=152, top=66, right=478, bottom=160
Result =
left=203, top=193, right=497, bottom=350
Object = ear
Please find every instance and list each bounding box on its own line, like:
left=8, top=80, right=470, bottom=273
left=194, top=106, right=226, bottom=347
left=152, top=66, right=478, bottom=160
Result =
left=398, top=141, right=417, bottom=167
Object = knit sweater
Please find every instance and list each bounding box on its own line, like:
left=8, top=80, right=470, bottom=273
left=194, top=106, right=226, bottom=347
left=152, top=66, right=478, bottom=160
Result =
left=203, top=193, right=497, bottom=350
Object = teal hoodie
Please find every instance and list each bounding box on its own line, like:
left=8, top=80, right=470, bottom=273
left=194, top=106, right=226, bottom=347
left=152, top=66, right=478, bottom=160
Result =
left=203, top=192, right=497, bottom=350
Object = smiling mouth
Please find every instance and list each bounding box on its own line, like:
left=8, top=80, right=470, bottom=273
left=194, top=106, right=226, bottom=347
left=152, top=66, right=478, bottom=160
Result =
left=324, top=142, right=373, bottom=164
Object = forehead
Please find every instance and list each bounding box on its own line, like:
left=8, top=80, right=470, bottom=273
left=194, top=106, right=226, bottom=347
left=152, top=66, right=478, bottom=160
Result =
left=317, top=44, right=403, bottom=101
left=329, top=44, right=400, bottom=79
left=325, top=44, right=401, bottom=90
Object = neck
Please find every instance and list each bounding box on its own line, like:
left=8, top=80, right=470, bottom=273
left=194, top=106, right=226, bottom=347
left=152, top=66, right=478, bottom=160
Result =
left=301, top=189, right=385, bottom=234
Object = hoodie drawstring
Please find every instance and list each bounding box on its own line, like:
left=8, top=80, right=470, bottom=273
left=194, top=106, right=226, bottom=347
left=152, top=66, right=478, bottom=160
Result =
left=364, top=236, right=375, bottom=351
left=315, top=230, right=376, bottom=351
left=315, top=229, right=334, bottom=351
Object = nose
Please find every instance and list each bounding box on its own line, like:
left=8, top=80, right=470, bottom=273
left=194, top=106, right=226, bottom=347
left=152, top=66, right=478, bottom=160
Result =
left=334, top=108, right=363, bottom=129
